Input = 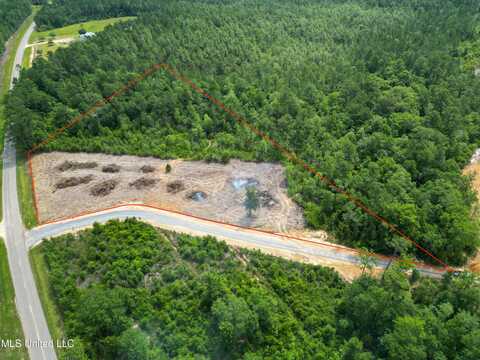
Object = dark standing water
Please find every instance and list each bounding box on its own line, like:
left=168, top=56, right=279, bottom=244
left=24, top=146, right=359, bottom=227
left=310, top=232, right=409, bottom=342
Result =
left=188, top=191, right=207, bottom=202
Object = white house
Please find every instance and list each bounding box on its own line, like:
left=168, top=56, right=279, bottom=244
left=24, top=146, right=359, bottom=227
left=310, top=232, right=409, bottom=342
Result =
left=79, top=32, right=96, bottom=41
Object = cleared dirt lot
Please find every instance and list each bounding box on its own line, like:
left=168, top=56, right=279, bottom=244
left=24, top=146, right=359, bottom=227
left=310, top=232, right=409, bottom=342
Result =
left=32, top=152, right=305, bottom=231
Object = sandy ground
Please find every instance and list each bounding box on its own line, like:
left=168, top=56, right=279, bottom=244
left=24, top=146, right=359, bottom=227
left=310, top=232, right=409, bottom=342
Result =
left=251, top=243, right=382, bottom=281
left=32, top=152, right=305, bottom=231
left=463, top=162, right=480, bottom=194
left=26, top=37, right=75, bottom=48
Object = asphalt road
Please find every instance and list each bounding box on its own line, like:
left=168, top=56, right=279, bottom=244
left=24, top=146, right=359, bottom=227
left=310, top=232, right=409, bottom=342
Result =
left=10, top=21, right=34, bottom=85
left=26, top=205, right=447, bottom=279
left=2, top=21, right=57, bottom=360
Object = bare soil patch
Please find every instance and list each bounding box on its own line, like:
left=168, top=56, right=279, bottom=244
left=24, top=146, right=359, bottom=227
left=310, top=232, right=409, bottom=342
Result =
left=129, top=177, right=159, bottom=190
left=140, top=165, right=155, bottom=173
left=55, top=175, right=94, bottom=190
left=90, top=180, right=118, bottom=197
left=167, top=180, right=185, bottom=194
left=464, top=162, right=480, bottom=195
left=470, top=255, right=480, bottom=273
left=57, top=160, right=97, bottom=172
left=102, top=164, right=121, bottom=173
left=32, top=152, right=305, bottom=231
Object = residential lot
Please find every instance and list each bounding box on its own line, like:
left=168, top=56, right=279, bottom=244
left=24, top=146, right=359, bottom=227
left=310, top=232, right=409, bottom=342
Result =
left=32, top=152, right=305, bottom=231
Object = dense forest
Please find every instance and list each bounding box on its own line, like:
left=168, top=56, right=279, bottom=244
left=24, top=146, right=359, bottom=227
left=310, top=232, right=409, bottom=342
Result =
left=34, top=0, right=161, bottom=31
left=8, top=0, right=480, bottom=265
left=38, top=218, right=480, bottom=359
left=0, top=0, right=30, bottom=61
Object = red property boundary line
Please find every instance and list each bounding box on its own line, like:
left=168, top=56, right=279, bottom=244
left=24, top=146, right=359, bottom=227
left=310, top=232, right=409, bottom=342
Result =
left=37, top=202, right=446, bottom=275
left=26, top=63, right=453, bottom=272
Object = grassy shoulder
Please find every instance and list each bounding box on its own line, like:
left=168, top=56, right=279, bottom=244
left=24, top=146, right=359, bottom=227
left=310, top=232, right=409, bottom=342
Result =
left=29, top=246, right=64, bottom=358
left=21, top=47, right=31, bottom=69
left=16, top=151, right=36, bottom=229
left=0, top=239, right=27, bottom=360
left=29, top=16, right=136, bottom=43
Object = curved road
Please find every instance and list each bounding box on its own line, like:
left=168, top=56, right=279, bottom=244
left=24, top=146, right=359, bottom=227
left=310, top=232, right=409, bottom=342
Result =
left=3, top=21, right=57, bottom=360
left=26, top=205, right=447, bottom=279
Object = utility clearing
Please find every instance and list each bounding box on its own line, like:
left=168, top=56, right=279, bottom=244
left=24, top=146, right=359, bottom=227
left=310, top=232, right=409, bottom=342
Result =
left=32, top=152, right=305, bottom=232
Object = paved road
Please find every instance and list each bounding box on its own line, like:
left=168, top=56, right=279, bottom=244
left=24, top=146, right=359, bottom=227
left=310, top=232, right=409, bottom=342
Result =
left=26, top=205, right=447, bottom=279
left=3, top=21, right=57, bottom=360
left=10, top=21, right=34, bottom=84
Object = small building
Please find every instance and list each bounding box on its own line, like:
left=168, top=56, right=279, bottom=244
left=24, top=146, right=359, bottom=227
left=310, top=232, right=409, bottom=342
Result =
left=79, top=32, right=96, bottom=41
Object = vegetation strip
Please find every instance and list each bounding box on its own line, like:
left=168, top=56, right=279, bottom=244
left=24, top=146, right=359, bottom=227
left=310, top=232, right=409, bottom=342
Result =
left=17, top=151, right=37, bottom=229
left=34, top=0, right=155, bottom=30
left=0, top=239, right=27, bottom=359
left=29, top=247, right=64, bottom=358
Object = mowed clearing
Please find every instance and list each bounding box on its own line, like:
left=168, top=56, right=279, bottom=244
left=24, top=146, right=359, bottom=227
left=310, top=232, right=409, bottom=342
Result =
left=29, top=16, right=136, bottom=42
left=25, top=17, right=136, bottom=66
left=32, top=152, right=305, bottom=232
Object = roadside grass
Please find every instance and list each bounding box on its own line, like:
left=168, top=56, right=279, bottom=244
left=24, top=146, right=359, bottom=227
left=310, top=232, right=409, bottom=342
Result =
left=21, top=47, right=31, bottom=69
left=0, top=239, right=27, bottom=360
left=0, top=7, right=39, bottom=221
left=16, top=151, right=37, bottom=229
left=30, top=16, right=136, bottom=43
left=29, top=246, right=64, bottom=358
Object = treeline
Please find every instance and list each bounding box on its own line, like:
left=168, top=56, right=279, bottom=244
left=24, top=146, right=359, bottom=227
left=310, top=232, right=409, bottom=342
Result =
left=34, top=0, right=161, bottom=31
left=38, top=219, right=480, bottom=359
left=0, top=0, right=30, bottom=57
left=8, top=0, right=480, bottom=265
